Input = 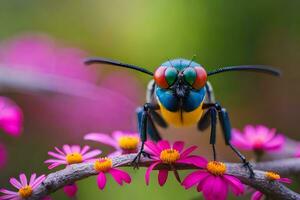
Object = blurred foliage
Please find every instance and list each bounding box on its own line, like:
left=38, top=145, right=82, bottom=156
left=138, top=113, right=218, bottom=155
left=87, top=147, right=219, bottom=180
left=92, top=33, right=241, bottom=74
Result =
left=0, top=0, right=300, bottom=199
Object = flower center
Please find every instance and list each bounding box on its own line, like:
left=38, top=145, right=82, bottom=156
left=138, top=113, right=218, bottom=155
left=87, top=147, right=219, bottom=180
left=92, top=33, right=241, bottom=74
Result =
left=18, top=185, right=33, bottom=198
left=206, top=161, right=226, bottom=176
left=265, top=171, right=280, bottom=180
left=66, top=153, right=83, bottom=164
left=118, top=136, right=139, bottom=151
left=94, top=158, right=113, bottom=172
left=253, top=138, right=264, bottom=150
left=159, top=149, right=180, bottom=164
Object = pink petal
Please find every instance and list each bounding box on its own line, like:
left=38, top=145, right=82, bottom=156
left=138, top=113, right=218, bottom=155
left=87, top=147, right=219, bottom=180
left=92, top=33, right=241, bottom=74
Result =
left=80, top=145, right=90, bottom=155
left=172, top=141, right=184, bottom=153
left=178, top=156, right=207, bottom=168
left=202, top=176, right=228, bottom=200
left=263, top=134, right=285, bottom=151
left=54, top=147, right=65, bottom=156
left=0, top=193, right=19, bottom=199
left=180, top=146, right=197, bottom=158
left=82, top=150, right=101, bottom=160
left=109, top=168, right=131, bottom=185
left=182, top=170, right=209, bottom=189
left=29, top=173, right=37, bottom=186
left=31, top=175, right=46, bottom=189
left=251, top=191, right=264, bottom=200
left=231, top=129, right=253, bottom=150
left=19, top=173, right=27, bottom=186
left=71, top=145, right=81, bottom=153
left=158, top=169, right=168, bottom=186
left=84, top=133, right=119, bottom=149
left=0, top=189, right=18, bottom=195
left=63, top=145, right=72, bottom=154
left=63, top=183, right=78, bottom=198
left=47, top=162, right=64, bottom=169
left=145, top=161, right=160, bottom=185
left=279, top=178, right=292, bottom=184
left=48, top=151, right=65, bottom=160
left=44, top=159, right=66, bottom=164
left=144, top=141, right=160, bottom=156
left=111, top=130, right=125, bottom=140
left=244, top=125, right=257, bottom=140
left=223, top=175, right=244, bottom=196
left=97, top=172, right=107, bottom=190
left=157, top=140, right=170, bottom=150
left=9, top=178, right=22, bottom=189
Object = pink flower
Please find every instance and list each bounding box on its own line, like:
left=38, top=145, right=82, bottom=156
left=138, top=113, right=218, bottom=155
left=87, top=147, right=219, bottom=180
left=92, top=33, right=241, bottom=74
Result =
left=144, top=140, right=205, bottom=186
left=0, top=34, right=141, bottom=136
left=182, top=160, right=244, bottom=200
left=251, top=171, right=291, bottom=200
left=231, top=125, right=285, bottom=152
left=0, top=142, right=7, bottom=169
left=93, top=157, right=131, bottom=190
left=0, top=173, right=46, bottom=199
left=63, top=183, right=78, bottom=198
left=45, top=145, right=101, bottom=169
left=0, top=96, right=23, bottom=137
left=84, top=131, right=140, bottom=157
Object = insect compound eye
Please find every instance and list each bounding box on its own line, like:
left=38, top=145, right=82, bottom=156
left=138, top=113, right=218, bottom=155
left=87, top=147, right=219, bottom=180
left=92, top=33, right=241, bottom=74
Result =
left=164, top=67, right=178, bottom=86
left=193, top=66, right=207, bottom=89
left=183, top=66, right=207, bottom=89
left=154, top=66, right=177, bottom=89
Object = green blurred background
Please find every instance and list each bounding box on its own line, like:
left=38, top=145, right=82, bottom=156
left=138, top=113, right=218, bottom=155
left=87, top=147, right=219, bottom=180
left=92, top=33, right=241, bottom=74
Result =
left=0, top=0, right=300, bottom=199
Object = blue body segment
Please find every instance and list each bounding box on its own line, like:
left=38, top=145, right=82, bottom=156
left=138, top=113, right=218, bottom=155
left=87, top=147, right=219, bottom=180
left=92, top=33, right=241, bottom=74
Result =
left=182, top=88, right=206, bottom=112
left=156, top=87, right=206, bottom=112
left=161, top=58, right=202, bottom=70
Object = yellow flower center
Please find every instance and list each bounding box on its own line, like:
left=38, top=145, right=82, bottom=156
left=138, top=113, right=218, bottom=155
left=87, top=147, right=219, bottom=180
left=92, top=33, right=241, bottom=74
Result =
left=94, top=158, right=113, bottom=172
left=18, top=185, right=33, bottom=198
left=118, top=136, right=139, bottom=151
left=206, top=161, right=226, bottom=176
left=66, top=153, right=83, bottom=164
left=265, top=171, right=280, bottom=180
left=159, top=149, right=180, bottom=164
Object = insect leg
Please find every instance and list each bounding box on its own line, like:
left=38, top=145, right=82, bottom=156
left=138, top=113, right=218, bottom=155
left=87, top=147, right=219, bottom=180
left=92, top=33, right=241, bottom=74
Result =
left=217, top=105, right=255, bottom=178
left=132, top=103, right=159, bottom=168
left=203, top=102, right=255, bottom=178
left=136, top=106, right=162, bottom=142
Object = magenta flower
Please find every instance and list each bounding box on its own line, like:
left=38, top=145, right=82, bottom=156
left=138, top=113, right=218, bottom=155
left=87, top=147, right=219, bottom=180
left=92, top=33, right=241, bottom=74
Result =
left=63, top=183, right=78, bottom=198
left=251, top=171, right=291, bottom=200
left=182, top=159, right=244, bottom=200
left=0, top=34, right=141, bottom=137
left=0, top=173, right=46, bottom=199
left=144, top=140, right=205, bottom=186
left=0, top=96, right=23, bottom=137
left=231, top=125, right=285, bottom=152
left=45, top=145, right=101, bottom=169
left=84, top=131, right=140, bottom=157
left=0, top=142, right=7, bottom=169
left=93, top=157, right=131, bottom=190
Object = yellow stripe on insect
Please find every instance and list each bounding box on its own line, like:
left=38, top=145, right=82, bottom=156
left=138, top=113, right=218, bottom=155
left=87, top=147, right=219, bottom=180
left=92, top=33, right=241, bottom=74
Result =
left=158, top=101, right=204, bottom=127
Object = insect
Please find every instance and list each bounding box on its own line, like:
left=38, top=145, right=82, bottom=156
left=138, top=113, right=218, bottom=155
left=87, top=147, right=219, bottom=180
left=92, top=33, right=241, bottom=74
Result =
left=85, top=57, right=280, bottom=177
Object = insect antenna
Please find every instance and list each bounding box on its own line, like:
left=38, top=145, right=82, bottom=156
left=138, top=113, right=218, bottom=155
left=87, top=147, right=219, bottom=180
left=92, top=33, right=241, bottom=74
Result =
left=187, top=54, right=197, bottom=67
left=84, top=57, right=154, bottom=76
left=207, top=65, right=281, bottom=77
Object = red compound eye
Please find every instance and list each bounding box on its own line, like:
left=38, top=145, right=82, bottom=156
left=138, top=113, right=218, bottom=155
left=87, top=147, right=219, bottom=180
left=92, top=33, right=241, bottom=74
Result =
left=192, top=66, right=207, bottom=89
left=154, top=66, right=169, bottom=88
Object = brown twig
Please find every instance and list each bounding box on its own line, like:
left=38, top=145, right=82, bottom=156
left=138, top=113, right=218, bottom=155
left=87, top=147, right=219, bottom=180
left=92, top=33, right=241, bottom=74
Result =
left=27, top=154, right=300, bottom=200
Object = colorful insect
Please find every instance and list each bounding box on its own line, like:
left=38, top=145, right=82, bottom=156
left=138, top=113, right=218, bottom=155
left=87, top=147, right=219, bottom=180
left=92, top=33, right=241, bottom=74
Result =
left=85, top=57, right=280, bottom=177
